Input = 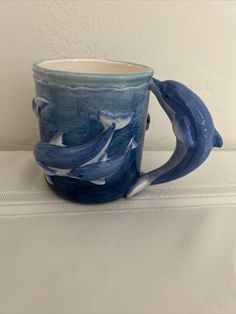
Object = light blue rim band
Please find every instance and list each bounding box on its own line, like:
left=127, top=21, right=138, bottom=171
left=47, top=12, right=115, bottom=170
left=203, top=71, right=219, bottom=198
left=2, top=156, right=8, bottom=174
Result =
left=32, top=58, right=154, bottom=85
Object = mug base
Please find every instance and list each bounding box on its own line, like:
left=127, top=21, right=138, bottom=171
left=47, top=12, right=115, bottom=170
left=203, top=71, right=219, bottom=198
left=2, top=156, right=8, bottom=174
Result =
left=44, top=174, right=131, bottom=204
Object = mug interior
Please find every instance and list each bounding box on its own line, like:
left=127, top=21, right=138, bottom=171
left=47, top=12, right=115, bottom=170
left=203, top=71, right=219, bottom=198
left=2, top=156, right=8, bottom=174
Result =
left=38, top=59, right=151, bottom=75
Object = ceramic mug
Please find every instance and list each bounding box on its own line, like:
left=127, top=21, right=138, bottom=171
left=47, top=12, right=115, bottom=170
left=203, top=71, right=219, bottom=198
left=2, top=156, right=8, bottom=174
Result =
left=32, top=59, right=223, bottom=203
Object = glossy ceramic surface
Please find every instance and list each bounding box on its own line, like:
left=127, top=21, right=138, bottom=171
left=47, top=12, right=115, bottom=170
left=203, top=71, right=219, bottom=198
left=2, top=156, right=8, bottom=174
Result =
left=32, top=59, right=222, bottom=203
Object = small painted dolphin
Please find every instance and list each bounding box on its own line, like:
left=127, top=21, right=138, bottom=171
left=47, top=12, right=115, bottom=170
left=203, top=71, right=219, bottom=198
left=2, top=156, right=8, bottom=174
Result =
left=126, top=79, right=223, bottom=198
left=80, top=111, right=133, bottom=166
left=68, top=138, right=138, bottom=185
left=32, top=97, right=50, bottom=117
left=99, top=111, right=133, bottom=130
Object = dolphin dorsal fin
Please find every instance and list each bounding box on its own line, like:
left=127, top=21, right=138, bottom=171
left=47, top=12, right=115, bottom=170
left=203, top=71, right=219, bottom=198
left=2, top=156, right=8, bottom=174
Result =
left=49, top=132, right=65, bottom=146
left=213, top=130, right=223, bottom=148
left=131, top=139, right=138, bottom=150
left=99, top=111, right=115, bottom=129
left=99, top=153, right=108, bottom=162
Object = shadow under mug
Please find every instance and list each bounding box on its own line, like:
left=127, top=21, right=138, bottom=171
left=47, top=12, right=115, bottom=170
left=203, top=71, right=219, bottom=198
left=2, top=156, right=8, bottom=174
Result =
left=32, top=59, right=223, bottom=203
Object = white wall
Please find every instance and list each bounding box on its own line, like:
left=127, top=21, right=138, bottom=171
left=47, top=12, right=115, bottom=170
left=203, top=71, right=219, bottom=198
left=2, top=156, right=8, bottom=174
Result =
left=0, top=0, right=235, bottom=150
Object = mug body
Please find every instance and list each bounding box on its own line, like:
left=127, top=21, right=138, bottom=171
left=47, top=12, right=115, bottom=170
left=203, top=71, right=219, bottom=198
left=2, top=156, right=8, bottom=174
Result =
left=33, top=59, right=153, bottom=203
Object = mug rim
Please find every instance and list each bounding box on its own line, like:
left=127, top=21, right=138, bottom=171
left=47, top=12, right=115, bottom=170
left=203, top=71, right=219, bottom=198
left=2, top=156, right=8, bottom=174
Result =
left=32, top=58, right=154, bottom=82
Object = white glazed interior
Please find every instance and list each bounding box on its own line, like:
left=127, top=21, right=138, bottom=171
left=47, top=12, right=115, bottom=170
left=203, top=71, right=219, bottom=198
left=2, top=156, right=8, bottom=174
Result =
left=39, top=59, right=149, bottom=75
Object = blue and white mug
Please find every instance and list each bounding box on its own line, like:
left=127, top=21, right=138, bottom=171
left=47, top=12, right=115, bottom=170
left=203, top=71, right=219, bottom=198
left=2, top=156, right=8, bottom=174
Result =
left=32, top=59, right=223, bottom=203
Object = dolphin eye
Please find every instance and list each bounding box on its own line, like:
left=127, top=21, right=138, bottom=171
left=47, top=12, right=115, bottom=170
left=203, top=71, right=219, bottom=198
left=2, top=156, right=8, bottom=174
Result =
left=79, top=175, right=83, bottom=178
left=164, top=94, right=169, bottom=100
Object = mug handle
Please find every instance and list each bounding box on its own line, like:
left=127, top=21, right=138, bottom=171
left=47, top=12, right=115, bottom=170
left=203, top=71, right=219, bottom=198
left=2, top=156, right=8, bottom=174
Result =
left=126, top=78, right=223, bottom=198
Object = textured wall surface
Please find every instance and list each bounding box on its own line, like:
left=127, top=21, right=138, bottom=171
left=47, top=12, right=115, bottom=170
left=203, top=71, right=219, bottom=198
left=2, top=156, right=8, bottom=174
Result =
left=0, top=0, right=235, bottom=150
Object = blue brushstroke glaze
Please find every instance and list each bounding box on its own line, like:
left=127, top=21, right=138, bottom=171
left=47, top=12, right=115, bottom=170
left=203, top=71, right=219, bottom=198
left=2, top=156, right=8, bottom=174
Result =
left=32, top=64, right=150, bottom=203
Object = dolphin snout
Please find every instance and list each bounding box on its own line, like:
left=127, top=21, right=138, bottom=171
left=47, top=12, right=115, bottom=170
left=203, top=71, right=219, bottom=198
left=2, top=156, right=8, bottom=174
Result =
left=150, top=79, right=163, bottom=98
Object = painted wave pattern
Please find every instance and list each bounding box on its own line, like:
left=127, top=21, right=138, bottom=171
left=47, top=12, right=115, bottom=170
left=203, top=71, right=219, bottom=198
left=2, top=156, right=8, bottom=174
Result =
left=33, top=98, right=137, bottom=186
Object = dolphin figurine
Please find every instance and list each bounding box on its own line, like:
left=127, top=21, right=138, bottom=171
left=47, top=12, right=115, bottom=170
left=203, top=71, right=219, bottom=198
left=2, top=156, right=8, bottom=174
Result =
left=32, top=97, right=50, bottom=117
left=126, top=79, right=223, bottom=198
left=67, top=138, right=138, bottom=185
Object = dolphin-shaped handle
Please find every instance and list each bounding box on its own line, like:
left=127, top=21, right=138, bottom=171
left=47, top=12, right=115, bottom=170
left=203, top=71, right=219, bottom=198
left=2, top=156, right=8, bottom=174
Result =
left=126, top=78, right=223, bottom=198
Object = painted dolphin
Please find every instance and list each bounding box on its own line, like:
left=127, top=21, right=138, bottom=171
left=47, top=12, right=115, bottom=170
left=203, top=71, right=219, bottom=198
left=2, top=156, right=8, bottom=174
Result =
left=34, top=123, right=115, bottom=170
left=41, top=139, right=137, bottom=185
left=34, top=110, right=133, bottom=171
left=126, top=79, right=223, bottom=198
left=32, top=97, right=50, bottom=117
left=68, top=138, right=138, bottom=185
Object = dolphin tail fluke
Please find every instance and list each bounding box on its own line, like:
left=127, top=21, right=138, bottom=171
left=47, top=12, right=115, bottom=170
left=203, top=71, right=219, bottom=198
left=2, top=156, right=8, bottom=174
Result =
left=213, top=130, right=223, bottom=148
left=126, top=175, right=151, bottom=198
left=99, top=111, right=133, bottom=130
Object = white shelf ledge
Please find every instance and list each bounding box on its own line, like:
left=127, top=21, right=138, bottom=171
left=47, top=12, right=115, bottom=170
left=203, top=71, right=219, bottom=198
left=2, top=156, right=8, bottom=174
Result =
left=0, top=151, right=235, bottom=314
